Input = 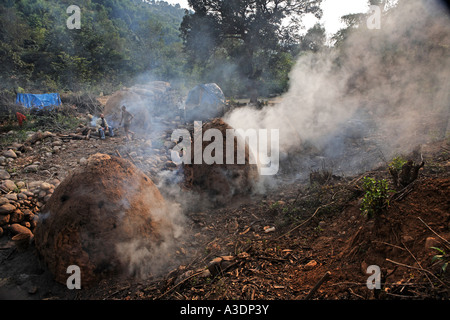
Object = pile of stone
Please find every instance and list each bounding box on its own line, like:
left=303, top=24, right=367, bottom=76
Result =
left=0, top=177, right=59, bottom=240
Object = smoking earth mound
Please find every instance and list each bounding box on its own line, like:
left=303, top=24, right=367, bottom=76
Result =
left=34, top=153, right=174, bottom=287
left=182, top=119, right=259, bottom=205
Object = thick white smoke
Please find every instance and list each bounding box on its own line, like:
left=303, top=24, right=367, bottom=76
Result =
left=225, top=0, right=450, bottom=177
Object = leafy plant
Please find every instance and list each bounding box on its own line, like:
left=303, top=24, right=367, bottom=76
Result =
left=431, top=247, right=449, bottom=273
left=389, top=156, right=407, bottom=172
left=360, top=177, right=394, bottom=218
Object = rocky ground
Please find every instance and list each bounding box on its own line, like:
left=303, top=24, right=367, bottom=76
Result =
left=0, top=111, right=449, bottom=301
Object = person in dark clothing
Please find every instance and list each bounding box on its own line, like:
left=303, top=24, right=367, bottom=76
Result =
left=96, top=113, right=114, bottom=140
left=119, top=106, right=134, bottom=141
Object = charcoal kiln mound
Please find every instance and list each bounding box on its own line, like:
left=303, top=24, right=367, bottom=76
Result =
left=182, top=119, right=259, bottom=205
left=104, top=81, right=181, bottom=130
left=104, top=90, right=148, bottom=130
left=34, top=153, right=173, bottom=288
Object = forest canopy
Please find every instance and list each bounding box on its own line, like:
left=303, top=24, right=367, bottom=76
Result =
left=0, top=0, right=188, bottom=94
left=0, top=0, right=332, bottom=98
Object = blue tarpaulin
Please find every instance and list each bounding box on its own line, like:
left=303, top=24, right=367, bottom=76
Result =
left=16, top=93, right=62, bottom=109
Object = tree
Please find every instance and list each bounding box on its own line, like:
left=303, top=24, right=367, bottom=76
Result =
left=0, top=0, right=188, bottom=93
left=180, top=0, right=322, bottom=103
left=298, top=22, right=326, bottom=53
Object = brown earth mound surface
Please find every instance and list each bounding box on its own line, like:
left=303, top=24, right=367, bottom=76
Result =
left=34, top=153, right=173, bottom=287
left=182, top=118, right=260, bottom=205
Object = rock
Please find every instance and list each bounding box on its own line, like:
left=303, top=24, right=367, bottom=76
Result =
left=22, top=190, right=34, bottom=197
left=52, top=140, right=63, bottom=147
left=11, top=142, right=23, bottom=149
left=0, top=203, right=16, bottom=214
left=144, top=140, right=152, bottom=148
left=0, top=197, right=8, bottom=206
left=21, top=221, right=31, bottom=229
left=79, top=157, right=88, bottom=165
left=402, top=235, right=414, bottom=244
left=40, top=182, right=52, bottom=191
left=425, top=237, right=440, bottom=250
left=11, top=210, right=24, bottom=224
left=28, top=181, right=43, bottom=190
left=3, top=149, right=17, bottom=159
left=8, top=223, right=32, bottom=236
left=24, top=165, right=39, bottom=173
left=16, top=181, right=25, bottom=189
left=12, top=234, right=31, bottom=251
left=0, top=169, right=10, bottom=180
left=49, top=179, right=60, bottom=186
left=18, top=193, right=28, bottom=200
left=0, top=214, right=10, bottom=226
left=5, top=193, right=17, bottom=201
left=165, top=160, right=177, bottom=168
left=22, top=208, right=33, bottom=218
left=2, top=180, right=17, bottom=191
left=304, top=260, right=318, bottom=271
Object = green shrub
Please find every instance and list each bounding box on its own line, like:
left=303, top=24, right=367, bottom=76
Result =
left=431, top=247, right=449, bottom=273
left=388, top=156, right=407, bottom=172
left=360, top=177, right=394, bottom=218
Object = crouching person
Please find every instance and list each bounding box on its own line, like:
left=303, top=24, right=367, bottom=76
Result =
left=96, top=113, right=114, bottom=140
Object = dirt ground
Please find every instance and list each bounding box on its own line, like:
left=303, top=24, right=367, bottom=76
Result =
left=0, top=115, right=449, bottom=300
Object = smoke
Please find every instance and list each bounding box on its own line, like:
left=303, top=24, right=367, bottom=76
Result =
left=224, top=0, right=450, bottom=178
left=115, top=201, right=187, bottom=279
left=105, top=0, right=450, bottom=277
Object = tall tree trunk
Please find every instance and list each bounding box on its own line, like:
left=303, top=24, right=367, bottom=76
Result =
left=244, top=46, right=258, bottom=105
left=248, top=78, right=258, bottom=105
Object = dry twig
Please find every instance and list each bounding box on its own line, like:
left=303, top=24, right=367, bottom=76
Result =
left=385, top=258, right=447, bottom=287
left=277, top=201, right=335, bottom=240
left=417, top=217, right=450, bottom=249
left=304, top=271, right=331, bottom=300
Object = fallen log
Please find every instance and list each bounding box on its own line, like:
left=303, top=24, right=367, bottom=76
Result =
left=25, top=131, right=54, bottom=145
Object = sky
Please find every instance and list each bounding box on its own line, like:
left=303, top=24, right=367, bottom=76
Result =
left=162, top=0, right=371, bottom=35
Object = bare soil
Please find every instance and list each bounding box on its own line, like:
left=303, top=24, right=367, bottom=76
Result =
left=0, top=117, right=449, bottom=300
